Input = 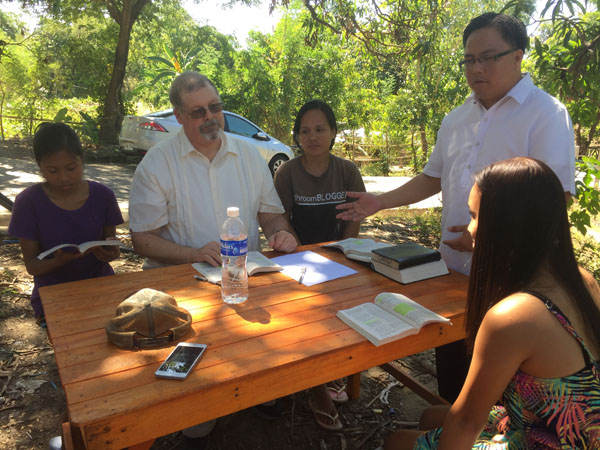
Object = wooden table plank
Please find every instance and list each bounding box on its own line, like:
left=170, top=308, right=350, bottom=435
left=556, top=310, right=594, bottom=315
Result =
left=40, top=244, right=468, bottom=450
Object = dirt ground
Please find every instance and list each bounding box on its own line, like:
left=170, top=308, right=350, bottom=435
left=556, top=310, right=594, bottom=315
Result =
left=0, top=140, right=443, bottom=450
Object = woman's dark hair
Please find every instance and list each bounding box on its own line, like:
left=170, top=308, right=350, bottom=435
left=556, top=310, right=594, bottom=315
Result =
left=463, top=12, right=529, bottom=51
left=293, top=99, right=337, bottom=151
left=33, top=122, right=83, bottom=165
left=466, top=157, right=600, bottom=352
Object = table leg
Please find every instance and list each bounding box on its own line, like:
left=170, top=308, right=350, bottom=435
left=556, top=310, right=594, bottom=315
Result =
left=380, top=362, right=449, bottom=406
left=61, top=422, right=89, bottom=450
left=61, top=423, right=75, bottom=450
left=346, top=372, right=361, bottom=399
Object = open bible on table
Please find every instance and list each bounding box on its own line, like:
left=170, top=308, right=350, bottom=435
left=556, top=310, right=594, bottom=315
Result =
left=192, top=251, right=283, bottom=284
left=322, top=238, right=392, bottom=262
left=336, top=292, right=451, bottom=346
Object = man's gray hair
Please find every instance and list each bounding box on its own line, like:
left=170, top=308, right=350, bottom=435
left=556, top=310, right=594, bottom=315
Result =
left=169, top=72, right=219, bottom=110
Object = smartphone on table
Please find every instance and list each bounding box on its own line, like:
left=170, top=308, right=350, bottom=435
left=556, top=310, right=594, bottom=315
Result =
left=154, top=342, right=208, bottom=380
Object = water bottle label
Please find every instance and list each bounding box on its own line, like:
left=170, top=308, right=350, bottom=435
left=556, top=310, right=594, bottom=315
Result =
left=220, top=238, right=248, bottom=256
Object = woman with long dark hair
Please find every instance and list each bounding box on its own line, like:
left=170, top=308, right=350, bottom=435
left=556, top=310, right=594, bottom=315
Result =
left=385, top=157, right=600, bottom=449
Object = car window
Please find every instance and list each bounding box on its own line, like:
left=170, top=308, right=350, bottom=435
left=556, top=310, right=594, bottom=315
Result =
left=225, top=114, right=260, bottom=138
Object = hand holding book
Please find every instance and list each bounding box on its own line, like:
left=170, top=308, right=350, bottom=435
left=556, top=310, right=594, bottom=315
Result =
left=37, top=239, right=122, bottom=260
left=91, top=237, right=121, bottom=262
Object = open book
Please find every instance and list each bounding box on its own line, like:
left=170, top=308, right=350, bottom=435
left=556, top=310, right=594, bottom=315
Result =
left=192, top=251, right=283, bottom=285
left=37, top=240, right=121, bottom=260
left=322, top=238, right=392, bottom=263
left=336, top=292, right=451, bottom=346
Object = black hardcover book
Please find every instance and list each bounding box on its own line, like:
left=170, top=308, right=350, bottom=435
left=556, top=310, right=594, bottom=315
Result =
left=371, top=242, right=441, bottom=270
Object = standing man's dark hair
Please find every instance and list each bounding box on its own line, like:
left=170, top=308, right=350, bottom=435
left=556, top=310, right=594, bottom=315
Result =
left=463, top=12, right=529, bottom=51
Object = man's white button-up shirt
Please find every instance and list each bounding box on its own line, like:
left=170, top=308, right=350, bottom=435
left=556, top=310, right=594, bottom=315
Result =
left=423, top=74, right=575, bottom=274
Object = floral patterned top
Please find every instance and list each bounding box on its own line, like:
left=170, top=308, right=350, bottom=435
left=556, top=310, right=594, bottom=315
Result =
left=414, top=291, right=600, bottom=449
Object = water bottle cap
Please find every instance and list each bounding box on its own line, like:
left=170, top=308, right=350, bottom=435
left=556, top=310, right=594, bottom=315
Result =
left=226, top=206, right=240, bottom=217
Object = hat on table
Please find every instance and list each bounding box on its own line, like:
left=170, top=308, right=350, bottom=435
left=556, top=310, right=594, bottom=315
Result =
left=105, top=288, right=193, bottom=348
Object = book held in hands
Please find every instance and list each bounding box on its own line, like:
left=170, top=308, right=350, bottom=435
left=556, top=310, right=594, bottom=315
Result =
left=37, top=239, right=121, bottom=260
left=192, top=251, right=283, bottom=285
left=336, top=292, right=451, bottom=346
left=322, top=238, right=391, bottom=263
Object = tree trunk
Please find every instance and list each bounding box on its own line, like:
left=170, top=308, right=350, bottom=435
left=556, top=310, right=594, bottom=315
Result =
left=419, top=121, right=428, bottom=163
left=584, top=109, right=600, bottom=157
left=0, top=88, right=5, bottom=139
left=98, top=0, right=150, bottom=144
left=97, top=0, right=133, bottom=144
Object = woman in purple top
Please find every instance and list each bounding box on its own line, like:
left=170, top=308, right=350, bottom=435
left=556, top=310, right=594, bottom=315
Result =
left=8, top=123, right=123, bottom=325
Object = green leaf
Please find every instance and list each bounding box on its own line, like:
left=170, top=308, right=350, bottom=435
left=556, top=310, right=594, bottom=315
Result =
left=146, top=56, right=173, bottom=67
left=53, top=108, right=70, bottom=122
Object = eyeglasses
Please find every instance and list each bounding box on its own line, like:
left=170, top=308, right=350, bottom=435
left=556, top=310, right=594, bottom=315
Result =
left=459, top=48, right=518, bottom=69
left=186, top=102, right=224, bottom=119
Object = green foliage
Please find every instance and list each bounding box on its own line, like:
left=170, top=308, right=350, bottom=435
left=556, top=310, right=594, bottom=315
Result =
left=570, top=156, right=600, bottom=235
left=133, top=43, right=204, bottom=101
left=219, top=6, right=347, bottom=143
left=32, top=15, right=116, bottom=102
left=77, top=111, right=99, bottom=143
left=529, top=11, right=600, bottom=156
left=360, top=162, right=386, bottom=176
left=572, top=231, right=600, bottom=280
left=52, top=107, right=71, bottom=123
left=125, top=9, right=237, bottom=111
left=523, top=3, right=600, bottom=236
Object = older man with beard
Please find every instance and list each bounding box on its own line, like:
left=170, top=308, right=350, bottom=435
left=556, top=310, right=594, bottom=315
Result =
left=129, top=71, right=297, bottom=271
left=129, top=71, right=297, bottom=447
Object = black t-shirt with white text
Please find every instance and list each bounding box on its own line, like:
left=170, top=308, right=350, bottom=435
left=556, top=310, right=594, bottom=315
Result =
left=274, top=154, right=365, bottom=245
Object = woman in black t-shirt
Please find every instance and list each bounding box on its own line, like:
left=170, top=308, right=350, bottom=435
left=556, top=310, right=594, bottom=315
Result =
left=275, top=100, right=366, bottom=430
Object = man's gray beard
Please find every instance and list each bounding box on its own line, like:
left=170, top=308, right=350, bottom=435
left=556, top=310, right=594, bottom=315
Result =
left=199, top=121, right=222, bottom=141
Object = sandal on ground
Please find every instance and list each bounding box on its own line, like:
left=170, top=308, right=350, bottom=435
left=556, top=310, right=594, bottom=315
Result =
left=308, top=397, right=343, bottom=431
left=326, top=382, right=349, bottom=403
left=36, top=316, right=47, bottom=328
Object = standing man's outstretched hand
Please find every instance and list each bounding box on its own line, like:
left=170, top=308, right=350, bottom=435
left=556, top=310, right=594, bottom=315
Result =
left=442, top=225, right=474, bottom=252
left=336, top=192, right=382, bottom=222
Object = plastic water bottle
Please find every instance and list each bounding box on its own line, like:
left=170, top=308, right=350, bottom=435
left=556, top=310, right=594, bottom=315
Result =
left=220, top=206, right=248, bottom=304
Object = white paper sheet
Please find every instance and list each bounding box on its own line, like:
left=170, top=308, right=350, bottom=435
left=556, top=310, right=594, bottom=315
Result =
left=271, top=251, right=358, bottom=286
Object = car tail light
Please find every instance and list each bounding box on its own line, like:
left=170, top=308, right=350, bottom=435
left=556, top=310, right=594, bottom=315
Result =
left=139, top=121, right=168, bottom=132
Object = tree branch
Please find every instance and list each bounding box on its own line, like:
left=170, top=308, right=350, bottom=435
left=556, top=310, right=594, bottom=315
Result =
left=105, top=0, right=122, bottom=25
left=131, top=0, right=152, bottom=25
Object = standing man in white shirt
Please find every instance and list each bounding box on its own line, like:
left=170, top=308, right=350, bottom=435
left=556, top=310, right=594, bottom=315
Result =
left=337, top=12, right=575, bottom=401
left=129, top=71, right=298, bottom=270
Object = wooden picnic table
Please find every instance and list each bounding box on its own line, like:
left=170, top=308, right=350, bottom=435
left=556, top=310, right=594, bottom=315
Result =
left=40, top=243, right=468, bottom=450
